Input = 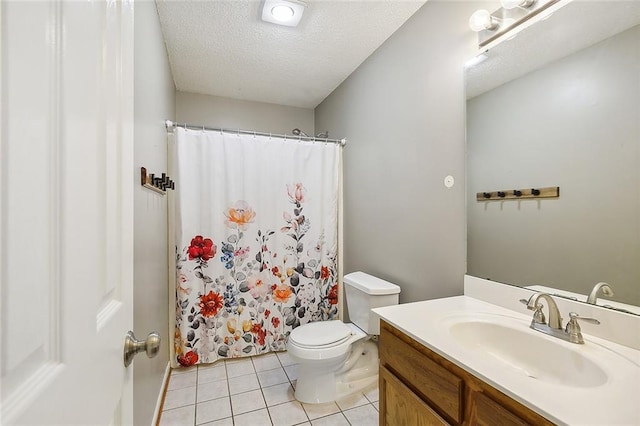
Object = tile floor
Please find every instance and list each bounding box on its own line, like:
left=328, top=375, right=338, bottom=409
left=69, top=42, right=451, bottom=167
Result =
left=159, top=351, right=380, bottom=426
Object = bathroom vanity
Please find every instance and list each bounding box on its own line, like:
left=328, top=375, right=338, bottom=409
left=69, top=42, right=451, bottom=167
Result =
left=379, top=320, right=552, bottom=425
left=373, top=285, right=640, bottom=425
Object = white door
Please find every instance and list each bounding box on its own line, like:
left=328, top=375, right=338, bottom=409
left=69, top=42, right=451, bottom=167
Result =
left=1, top=1, right=135, bottom=424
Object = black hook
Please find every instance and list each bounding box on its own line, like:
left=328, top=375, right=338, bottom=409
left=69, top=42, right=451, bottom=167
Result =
left=531, top=188, right=540, bottom=196
left=514, top=190, right=522, bottom=197
left=483, top=192, right=491, bottom=199
left=497, top=191, right=506, bottom=198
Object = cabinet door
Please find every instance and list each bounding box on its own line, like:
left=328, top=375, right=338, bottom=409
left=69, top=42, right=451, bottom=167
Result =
left=471, top=392, right=529, bottom=426
left=380, top=322, right=463, bottom=423
left=379, top=366, right=450, bottom=426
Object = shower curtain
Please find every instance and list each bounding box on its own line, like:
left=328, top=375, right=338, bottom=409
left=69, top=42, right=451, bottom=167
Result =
left=170, top=128, right=340, bottom=367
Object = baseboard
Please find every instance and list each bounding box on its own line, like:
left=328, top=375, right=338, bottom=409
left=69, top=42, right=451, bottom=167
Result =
left=152, top=362, right=171, bottom=426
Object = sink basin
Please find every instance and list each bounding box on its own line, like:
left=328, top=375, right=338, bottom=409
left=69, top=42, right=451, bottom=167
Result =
left=444, top=314, right=608, bottom=387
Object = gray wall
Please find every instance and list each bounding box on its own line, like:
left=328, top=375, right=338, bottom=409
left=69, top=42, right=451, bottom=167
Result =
left=467, top=25, right=640, bottom=306
left=133, top=1, right=175, bottom=424
left=176, top=91, right=314, bottom=135
left=315, top=1, right=484, bottom=304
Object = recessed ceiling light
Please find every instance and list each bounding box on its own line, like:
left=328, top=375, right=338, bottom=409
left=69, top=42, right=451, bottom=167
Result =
left=261, top=0, right=306, bottom=27
left=271, top=5, right=294, bottom=21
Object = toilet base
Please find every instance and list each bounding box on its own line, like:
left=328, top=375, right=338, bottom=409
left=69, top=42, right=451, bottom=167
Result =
left=294, top=340, right=379, bottom=404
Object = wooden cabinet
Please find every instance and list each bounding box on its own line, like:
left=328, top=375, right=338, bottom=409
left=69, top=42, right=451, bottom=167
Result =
left=379, top=365, right=448, bottom=426
left=379, top=320, right=555, bottom=426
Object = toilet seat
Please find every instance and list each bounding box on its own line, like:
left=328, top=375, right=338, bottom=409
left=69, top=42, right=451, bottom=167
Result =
left=287, top=321, right=366, bottom=361
left=289, top=320, right=353, bottom=348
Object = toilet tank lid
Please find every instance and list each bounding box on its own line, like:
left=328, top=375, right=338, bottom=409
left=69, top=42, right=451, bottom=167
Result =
left=343, top=272, right=401, bottom=295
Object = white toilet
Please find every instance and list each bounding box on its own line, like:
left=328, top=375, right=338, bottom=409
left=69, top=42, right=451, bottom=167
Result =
left=287, top=271, right=400, bottom=404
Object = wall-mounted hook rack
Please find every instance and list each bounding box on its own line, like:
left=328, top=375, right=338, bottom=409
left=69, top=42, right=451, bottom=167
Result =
left=477, top=186, right=559, bottom=201
left=141, top=167, right=175, bottom=195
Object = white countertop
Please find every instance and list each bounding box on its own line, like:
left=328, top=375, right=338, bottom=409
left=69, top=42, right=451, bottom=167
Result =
left=373, top=296, right=640, bottom=425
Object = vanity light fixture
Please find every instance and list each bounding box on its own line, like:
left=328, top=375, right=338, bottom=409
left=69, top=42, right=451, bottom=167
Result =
left=501, top=0, right=536, bottom=10
left=469, top=0, right=561, bottom=48
left=469, top=9, right=500, bottom=32
left=261, top=0, right=306, bottom=27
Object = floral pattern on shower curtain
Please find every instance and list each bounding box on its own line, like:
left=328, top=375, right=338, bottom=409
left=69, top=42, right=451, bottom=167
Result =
left=171, top=128, right=340, bottom=367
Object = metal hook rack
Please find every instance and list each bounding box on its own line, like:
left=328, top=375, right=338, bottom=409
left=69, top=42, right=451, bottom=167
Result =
left=477, top=186, right=559, bottom=201
left=141, top=167, right=175, bottom=195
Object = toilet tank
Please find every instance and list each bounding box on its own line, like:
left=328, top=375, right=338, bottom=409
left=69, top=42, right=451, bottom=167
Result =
left=343, top=272, right=400, bottom=335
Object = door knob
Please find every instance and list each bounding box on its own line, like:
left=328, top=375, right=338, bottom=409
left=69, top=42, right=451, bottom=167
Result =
left=123, top=330, right=160, bottom=367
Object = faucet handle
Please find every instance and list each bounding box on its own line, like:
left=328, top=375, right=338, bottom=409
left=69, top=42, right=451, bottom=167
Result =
left=520, top=298, right=546, bottom=324
left=567, top=312, right=600, bottom=325
left=565, top=312, right=599, bottom=344
left=520, top=297, right=540, bottom=310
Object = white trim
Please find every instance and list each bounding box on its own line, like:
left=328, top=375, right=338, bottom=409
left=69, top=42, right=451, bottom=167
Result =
left=167, top=131, right=178, bottom=368
left=337, top=148, right=344, bottom=320
left=152, top=362, right=171, bottom=426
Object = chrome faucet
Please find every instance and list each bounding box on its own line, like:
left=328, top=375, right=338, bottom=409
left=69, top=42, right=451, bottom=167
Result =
left=520, top=292, right=599, bottom=344
left=587, top=282, right=614, bottom=304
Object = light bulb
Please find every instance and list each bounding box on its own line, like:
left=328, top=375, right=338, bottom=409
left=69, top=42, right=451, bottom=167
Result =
left=469, top=10, right=497, bottom=32
left=271, top=5, right=295, bottom=21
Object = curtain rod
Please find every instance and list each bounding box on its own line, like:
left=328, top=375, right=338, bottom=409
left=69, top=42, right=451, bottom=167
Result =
left=165, top=120, right=346, bottom=147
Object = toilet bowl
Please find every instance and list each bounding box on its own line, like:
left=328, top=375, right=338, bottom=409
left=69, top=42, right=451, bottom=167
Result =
left=287, top=272, right=400, bottom=404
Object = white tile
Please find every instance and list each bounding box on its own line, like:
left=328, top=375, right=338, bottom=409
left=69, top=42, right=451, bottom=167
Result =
left=276, top=351, right=297, bottom=367
left=199, top=359, right=226, bottom=370
left=233, top=408, right=272, bottom=426
left=160, top=405, right=195, bottom=426
left=168, top=370, right=197, bottom=391
left=342, top=404, right=379, bottom=426
left=335, top=392, right=368, bottom=411
left=310, top=413, right=350, bottom=426
left=291, top=379, right=297, bottom=389
left=171, top=365, right=197, bottom=375
left=197, top=379, right=229, bottom=403
left=163, top=386, right=196, bottom=410
left=373, top=401, right=379, bottom=411
left=230, top=389, right=266, bottom=415
left=226, top=357, right=256, bottom=378
left=198, top=364, right=227, bottom=384
left=229, top=373, right=260, bottom=395
left=268, top=401, right=309, bottom=426
left=252, top=353, right=282, bottom=372
left=283, top=364, right=298, bottom=381
left=257, top=367, right=289, bottom=387
left=262, top=382, right=296, bottom=407
left=295, top=423, right=311, bottom=426
left=200, top=417, right=233, bottom=426
left=196, top=397, right=232, bottom=425
left=301, top=401, right=340, bottom=420
left=363, top=383, right=379, bottom=403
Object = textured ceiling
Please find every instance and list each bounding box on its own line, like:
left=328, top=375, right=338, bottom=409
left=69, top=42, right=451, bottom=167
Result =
left=466, top=1, right=640, bottom=99
left=156, top=0, right=426, bottom=108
